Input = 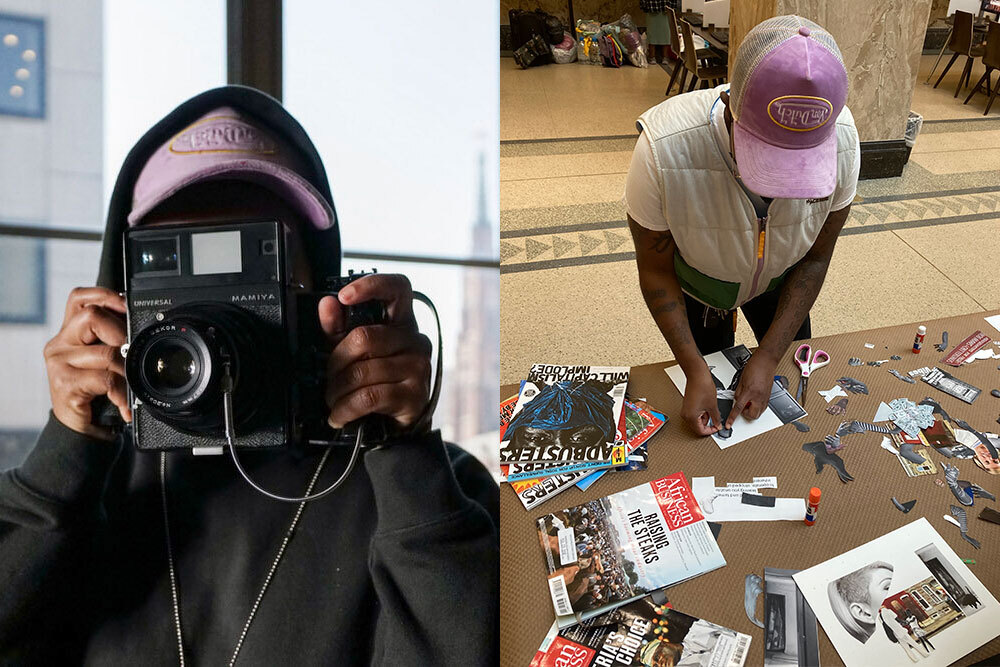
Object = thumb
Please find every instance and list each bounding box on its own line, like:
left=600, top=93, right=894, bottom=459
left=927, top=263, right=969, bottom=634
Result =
left=318, top=295, right=346, bottom=342
left=708, top=404, right=722, bottom=433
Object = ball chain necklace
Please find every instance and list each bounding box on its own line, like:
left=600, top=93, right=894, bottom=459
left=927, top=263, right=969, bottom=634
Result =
left=159, top=449, right=331, bottom=666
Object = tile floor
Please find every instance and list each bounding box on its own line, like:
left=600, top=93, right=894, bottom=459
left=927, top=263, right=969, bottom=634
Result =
left=500, top=53, right=1000, bottom=385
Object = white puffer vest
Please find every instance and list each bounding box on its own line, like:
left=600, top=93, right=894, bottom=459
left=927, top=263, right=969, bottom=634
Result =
left=636, top=84, right=859, bottom=310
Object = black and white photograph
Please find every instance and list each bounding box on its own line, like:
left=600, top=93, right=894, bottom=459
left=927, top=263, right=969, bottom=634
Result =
left=764, top=568, right=820, bottom=667
left=794, top=519, right=1000, bottom=667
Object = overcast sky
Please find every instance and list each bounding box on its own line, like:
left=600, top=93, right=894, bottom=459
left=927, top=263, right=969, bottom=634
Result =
left=104, top=0, right=499, bottom=367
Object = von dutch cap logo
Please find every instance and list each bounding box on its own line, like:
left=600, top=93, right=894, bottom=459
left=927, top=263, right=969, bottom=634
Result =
left=767, top=95, right=834, bottom=132
left=169, top=115, right=278, bottom=155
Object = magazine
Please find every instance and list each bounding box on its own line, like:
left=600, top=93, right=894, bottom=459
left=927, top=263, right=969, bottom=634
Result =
left=792, top=518, right=1000, bottom=667
left=575, top=400, right=667, bottom=491
left=505, top=407, right=629, bottom=482
left=537, top=472, right=726, bottom=627
left=501, top=364, right=629, bottom=465
left=531, top=592, right=751, bottom=667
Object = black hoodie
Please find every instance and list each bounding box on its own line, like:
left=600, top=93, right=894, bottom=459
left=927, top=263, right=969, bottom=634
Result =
left=0, top=86, right=499, bottom=666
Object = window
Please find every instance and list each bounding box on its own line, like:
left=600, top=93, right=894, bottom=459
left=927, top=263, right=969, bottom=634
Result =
left=285, top=1, right=500, bottom=467
left=0, top=12, right=44, bottom=118
left=0, top=238, right=45, bottom=323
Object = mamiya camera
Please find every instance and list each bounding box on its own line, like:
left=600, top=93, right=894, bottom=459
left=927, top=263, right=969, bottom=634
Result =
left=113, top=219, right=386, bottom=451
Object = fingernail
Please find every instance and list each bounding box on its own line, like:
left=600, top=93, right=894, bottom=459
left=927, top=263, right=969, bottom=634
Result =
left=327, top=417, right=343, bottom=429
left=338, top=287, right=354, bottom=302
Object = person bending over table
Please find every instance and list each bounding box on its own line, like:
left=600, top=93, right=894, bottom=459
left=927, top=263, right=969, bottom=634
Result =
left=624, top=15, right=860, bottom=436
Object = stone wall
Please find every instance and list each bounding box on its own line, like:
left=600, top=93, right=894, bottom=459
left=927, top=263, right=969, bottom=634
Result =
left=500, top=0, right=644, bottom=26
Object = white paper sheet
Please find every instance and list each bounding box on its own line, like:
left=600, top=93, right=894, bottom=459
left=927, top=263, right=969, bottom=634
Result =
left=665, top=353, right=787, bottom=449
left=873, top=402, right=893, bottom=422
left=691, top=476, right=806, bottom=522
left=985, top=314, right=1000, bottom=335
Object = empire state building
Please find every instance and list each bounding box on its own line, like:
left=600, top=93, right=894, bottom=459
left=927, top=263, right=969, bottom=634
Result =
left=447, top=152, right=499, bottom=447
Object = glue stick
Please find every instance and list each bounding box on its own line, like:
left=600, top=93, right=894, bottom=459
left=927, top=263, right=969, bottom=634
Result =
left=805, top=487, right=821, bottom=526
left=912, top=325, right=926, bottom=354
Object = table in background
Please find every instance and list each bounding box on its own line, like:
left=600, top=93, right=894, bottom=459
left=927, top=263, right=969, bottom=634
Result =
left=500, top=310, right=1000, bottom=667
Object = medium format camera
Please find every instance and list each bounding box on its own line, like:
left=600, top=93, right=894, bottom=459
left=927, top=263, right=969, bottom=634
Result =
left=114, top=219, right=386, bottom=451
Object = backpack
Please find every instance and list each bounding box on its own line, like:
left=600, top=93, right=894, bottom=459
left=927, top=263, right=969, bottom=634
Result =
left=544, top=15, right=564, bottom=44
left=508, top=9, right=550, bottom=51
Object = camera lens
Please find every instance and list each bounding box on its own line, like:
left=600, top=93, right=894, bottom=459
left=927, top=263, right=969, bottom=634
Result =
left=126, top=303, right=277, bottom=437
left=143, top=339, right=198, bottom=394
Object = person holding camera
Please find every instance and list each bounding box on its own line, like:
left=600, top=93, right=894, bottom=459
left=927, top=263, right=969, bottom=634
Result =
left=0, top=86, right=499, bottom=666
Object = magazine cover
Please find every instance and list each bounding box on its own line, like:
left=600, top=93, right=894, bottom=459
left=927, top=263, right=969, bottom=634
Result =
left=505, top=407, right=629, bottom=482
left=792, top=518, right=1000, bottom=667
left=531, top=592, right=751, bottom=667
left=501, top=364, right=629, bottom=465
left=508, top=406, right=629, bottom=510
left=537, top=473, right=726, bottom=626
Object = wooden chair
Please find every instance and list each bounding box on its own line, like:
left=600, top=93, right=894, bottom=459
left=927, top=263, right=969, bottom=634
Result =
left=934, top=10, right=986, bottom=97
left=664, top=7, right=718, bottom=95
left=964, top=20, right=1000, bottom=115
left=680, top=19, right=727, bottom=93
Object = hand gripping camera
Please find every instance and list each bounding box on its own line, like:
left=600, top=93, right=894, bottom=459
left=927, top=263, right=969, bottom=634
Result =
left=112, top=219, right=396, bottom=453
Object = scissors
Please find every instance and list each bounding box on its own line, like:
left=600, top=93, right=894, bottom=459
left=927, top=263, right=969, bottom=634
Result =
left=794, top=343, right=830, bottom=408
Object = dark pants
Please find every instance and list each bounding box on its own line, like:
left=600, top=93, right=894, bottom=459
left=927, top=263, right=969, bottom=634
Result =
left=683, top=289, right=811, bottom=356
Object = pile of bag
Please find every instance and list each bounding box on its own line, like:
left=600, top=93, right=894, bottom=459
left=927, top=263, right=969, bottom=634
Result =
left=578, top=14, right=647, bottom=68
left=510, top=9, right=573, bottom=68
left=509, top=10, right=647, bottom=70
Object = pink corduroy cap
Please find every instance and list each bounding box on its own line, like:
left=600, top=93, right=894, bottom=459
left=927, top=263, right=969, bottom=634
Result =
left=729, top=16, right=849, bottom=199
left=127, top=107, right=336, bottom=229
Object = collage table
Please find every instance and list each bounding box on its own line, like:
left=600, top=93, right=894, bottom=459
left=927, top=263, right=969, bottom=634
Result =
left=500, top=310, right=1000, bottom=666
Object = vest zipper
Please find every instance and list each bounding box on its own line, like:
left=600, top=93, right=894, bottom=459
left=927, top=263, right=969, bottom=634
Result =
left=747, top=216, right=767, bottom=300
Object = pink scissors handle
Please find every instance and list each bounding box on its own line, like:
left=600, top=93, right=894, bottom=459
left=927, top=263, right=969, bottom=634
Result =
left=795, top=343, right=812, bottom=376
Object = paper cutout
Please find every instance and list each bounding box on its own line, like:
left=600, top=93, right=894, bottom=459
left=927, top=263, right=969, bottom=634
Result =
left=826, top=397, right=848, bottom=416
left=803, top=441, right=853, bottom=483
left=837, top=377, right=869, bottom=395
left=908, top=367, right=931, bottom=378
left=891, top=497, right=916, bottom=513
left=873, top=402, right=893, bottom=422
left=864, top=343, right=875, bottom=349
left=943, top=514, right=961, bottom=528
left=880, top=436, right=899, bottom=455
left=898, top=443, right=927, bottom=465
left=888, top=368, right=915, bottom=384
left=887, top=398, right=935, bottom=438
left=935, top=330, right=948, bottom=352
left=818, top=385, right=847, bottom=402
left=897, top=448, right=936, bottom=477
left=742, top=492, right=776, bottom=507
left=890, top=355, right=902, bottom=361
left=991, top=390, right=1000, bottom=399
left=866, top=359, right=889, bottom=367
left=745, top=574, right=764, bottom=628
left=793, top=421, right=811, bottom=432
left=949, top=505, right=981, bottom=549
left=985, top=314, right=1000, bottom=335
left=964, top=348, right=1000, bottom=363
left=943, top=462, right=997, bottom=506
left=979, top=507, right=1000, bottom=525
left=848, top=357, right=863, bottom=366
left=691, top=476, right=804, bottom=522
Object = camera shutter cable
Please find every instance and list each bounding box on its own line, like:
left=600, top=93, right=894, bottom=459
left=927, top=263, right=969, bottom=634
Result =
left=224, top=289, right=443, bottom=502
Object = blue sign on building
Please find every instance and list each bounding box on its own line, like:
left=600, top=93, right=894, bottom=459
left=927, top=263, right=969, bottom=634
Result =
left=0, top=13, right=44, bottom=118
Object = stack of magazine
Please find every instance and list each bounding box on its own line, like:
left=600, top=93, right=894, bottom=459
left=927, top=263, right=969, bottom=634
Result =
left=500, top=363, right=667, bottom=510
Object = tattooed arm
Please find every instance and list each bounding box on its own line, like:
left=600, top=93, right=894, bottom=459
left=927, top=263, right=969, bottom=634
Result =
left=627, top=215, right=721, bottom=435
left=757, top=205, right=850, bottom=363
left=726, top=205, right=851, bottom=426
